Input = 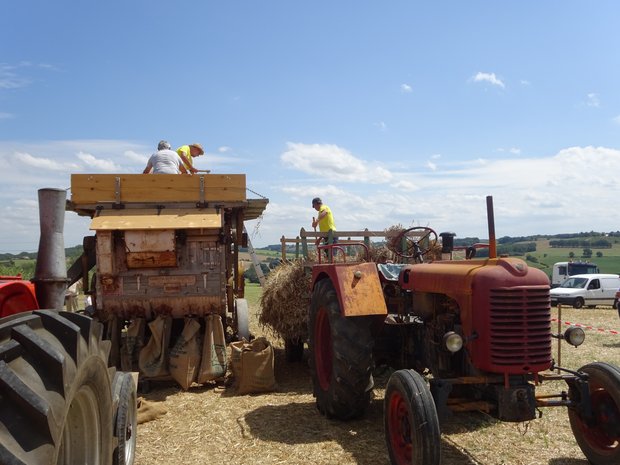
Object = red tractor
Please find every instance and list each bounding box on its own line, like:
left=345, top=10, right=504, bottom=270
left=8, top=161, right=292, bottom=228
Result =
left=307, top=197, right=620, bottom=465
left=0, top=188, right=137, bottom=465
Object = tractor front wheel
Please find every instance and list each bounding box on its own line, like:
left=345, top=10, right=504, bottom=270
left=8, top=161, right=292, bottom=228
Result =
left=308, top=278, right=374, bottom=420
left=384, top=369, right=441, bottom=465
left=568, top=362, right=620, bottom=465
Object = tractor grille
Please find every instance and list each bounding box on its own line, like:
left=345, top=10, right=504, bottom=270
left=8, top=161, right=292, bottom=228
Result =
left=489, top=287, right=551, bottom=368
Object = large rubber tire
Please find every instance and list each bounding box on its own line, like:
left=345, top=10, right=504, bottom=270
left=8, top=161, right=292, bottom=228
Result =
left=234, top=298, right=250, bottom=341
left=112, top=372, right=137, bottom=465
left=0, top=309, right=114, bottom=465
left=573, top=297, right=585, bottom=309
left=308, top=279, right=374, bottom=420
left=568, top=362, right=620, bottom=465
left=384, top=369, right=441, bottom=465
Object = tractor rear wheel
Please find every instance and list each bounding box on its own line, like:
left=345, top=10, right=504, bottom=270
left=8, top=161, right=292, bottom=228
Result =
left=0, top=310, right=114, bottom=465
left=384, top=369, right=441, bottom=465
left=308, top=279, right=374, bottom=420
left=568, top=362, right=620, bottom=465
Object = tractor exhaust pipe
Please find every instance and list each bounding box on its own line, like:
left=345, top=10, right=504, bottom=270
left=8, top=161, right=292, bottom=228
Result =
left=486, top=195, right=497, bottom=259
left=33, top=188, right=68, bottom=310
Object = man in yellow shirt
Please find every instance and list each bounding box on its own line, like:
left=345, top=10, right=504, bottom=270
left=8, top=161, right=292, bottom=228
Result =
left=176, top=143, right=205, bottom=174
left=311, top=197, right=337, bottom=246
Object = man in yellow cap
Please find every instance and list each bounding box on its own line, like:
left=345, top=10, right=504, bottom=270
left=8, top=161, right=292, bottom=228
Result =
left=176, top=143, right=205, bottom=174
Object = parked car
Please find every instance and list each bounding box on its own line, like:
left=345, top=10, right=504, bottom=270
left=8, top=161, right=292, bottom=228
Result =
left=550, top=273, right=620, bottom=309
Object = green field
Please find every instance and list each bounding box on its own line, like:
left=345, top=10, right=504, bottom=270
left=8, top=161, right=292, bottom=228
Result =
left=518, top=237, right=620, bottom=276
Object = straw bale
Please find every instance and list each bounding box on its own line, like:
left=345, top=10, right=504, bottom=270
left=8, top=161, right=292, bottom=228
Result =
left=258, top=260, right=311, bottom=341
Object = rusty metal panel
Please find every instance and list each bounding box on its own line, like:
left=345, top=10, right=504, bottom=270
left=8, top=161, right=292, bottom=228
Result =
left=97, top=229, right=227, bottom=319
left=124, top=230, right=177, bottom=268
left=331, top=262, right=387, bottom=316
left=90, top=208, right=221, bottom=230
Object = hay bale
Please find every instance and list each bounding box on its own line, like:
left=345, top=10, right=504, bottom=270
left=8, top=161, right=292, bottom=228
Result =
left=258, top=260, right=311, bottom=341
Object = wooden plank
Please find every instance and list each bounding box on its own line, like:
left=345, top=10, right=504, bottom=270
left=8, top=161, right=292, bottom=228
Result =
left=71, top=174, right=246, bottom=204
left=90, top=208, right=221, bottom=230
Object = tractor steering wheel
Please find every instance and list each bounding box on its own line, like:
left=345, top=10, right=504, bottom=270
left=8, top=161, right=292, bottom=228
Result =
left=390, top=226, right=438, bottom=261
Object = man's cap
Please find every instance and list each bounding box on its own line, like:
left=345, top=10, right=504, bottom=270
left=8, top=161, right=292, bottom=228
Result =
left=158, top=140, right=171, bottom=150
left=312, top=197, right=322, bottom=206
left=189, top=143, right=204, bottom=155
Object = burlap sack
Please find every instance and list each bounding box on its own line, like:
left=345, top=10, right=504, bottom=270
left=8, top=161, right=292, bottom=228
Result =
left=138, top=315, right=172, bottom=377
left=121, top=318, right=145, bottom=372
left=169, top=318, right=202, bottom=390
left=230, top=337, right=276, bottom=395
left=197, top=314, right=227, bottom=383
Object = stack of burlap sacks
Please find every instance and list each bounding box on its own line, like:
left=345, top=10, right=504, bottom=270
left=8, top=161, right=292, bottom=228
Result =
left=121, top=315, right=275, bottom=394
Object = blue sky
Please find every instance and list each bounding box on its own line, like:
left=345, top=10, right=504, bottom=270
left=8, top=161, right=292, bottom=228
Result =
left=1, top=1, right=619, bottom=252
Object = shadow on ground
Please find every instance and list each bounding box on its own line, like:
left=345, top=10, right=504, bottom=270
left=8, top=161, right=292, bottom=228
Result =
left=243, top=398, right=481, bottom=465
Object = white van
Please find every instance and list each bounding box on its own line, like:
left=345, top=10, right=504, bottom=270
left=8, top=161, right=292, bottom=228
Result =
left=550, top=274, right=620, bottom=309
left=551, top=261, right=599, bottom=287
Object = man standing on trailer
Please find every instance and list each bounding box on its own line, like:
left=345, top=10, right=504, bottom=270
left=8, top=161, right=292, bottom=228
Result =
left=177, top=143, right=205, bottom=174
left=311, top=197, right=337, bottom=246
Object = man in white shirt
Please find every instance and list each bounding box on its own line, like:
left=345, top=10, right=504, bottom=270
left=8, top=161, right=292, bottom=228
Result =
left=143, top=140, right=188, bottom=174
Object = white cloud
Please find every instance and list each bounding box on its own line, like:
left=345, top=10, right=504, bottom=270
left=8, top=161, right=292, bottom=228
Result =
left=426, top=161, right=437, bottom=171
left=471, top=72, right=505, bottom=89
left=0, top=62, right=52, bottom=90
left=218, top=146, right=232, bottom=153
left=400, top=83, right=412, bottom=93
left=1, top=139, right=619, bottom=253
left=586, top=93, right=600, bottom=108
left=264, top=145, right=620, bottom=248
left=374, top=121, right=387, bottom=132
left=281, top=142, right=394, bottom=184
left=612, top=115, right=620, bottom=126
left=77, top=152, right=122, bottom=172
left=19, top=152, right=73, bottom=171
left=124, top=150, right=148, bottom=164
left=0, top=112, right=14, bottom=119
left=520, top=79, right=531, bottom=86
left=497, top=147, right=520, bottom=155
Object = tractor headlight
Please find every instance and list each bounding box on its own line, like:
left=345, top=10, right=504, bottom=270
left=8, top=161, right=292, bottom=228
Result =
left=564, top=326, right=585, bottom=347
left=443, top=331, right=463, bottom=353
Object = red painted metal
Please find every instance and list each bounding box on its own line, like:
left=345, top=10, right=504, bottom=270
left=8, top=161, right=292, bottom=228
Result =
left=0, top=275, right=39, bottom=318
left=401, top=257, right=552, bottom=375
left=315, top=306, right=333, bottom=391
left=311, top=262, right=387, bottom=317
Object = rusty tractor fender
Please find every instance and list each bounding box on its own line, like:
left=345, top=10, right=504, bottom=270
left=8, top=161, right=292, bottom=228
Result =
left=311, top=262, right=388, bottom=317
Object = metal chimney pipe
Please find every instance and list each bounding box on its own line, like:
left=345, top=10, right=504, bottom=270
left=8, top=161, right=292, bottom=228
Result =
left=486, top=195, right=497, bottom=259
left=33, top=188, right=68, bottom=310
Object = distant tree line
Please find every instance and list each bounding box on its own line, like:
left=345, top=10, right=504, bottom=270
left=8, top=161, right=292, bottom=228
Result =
left=549, top=239, right=612, bottom=248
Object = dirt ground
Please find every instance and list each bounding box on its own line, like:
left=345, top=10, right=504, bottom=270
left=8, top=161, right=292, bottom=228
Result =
left=134, top=304, right=620, bottom=465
